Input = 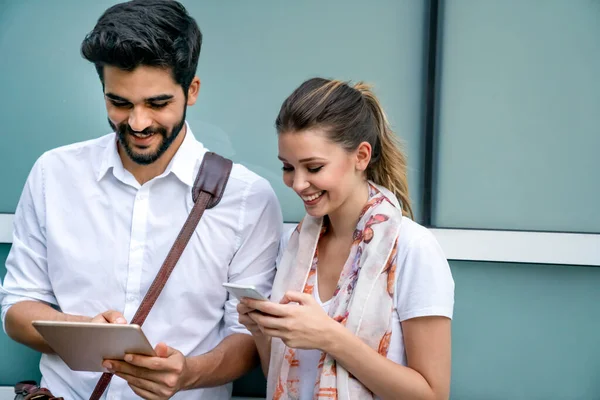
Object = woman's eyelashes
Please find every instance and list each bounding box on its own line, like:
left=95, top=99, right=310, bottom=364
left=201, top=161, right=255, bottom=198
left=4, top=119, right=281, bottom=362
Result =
left=281, top=165, right=324, bottom=173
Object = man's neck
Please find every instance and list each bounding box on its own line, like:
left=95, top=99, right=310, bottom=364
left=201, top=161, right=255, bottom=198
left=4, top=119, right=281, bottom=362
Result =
left=119, top=125, right=187, bottom=186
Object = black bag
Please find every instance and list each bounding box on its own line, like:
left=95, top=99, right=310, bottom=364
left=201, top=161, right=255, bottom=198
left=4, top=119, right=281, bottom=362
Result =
left=13, top=381, right=63, bottom=400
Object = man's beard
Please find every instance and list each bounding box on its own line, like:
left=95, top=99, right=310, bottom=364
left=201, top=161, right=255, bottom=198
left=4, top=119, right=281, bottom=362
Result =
left=109, top=111, right=186, bottom=165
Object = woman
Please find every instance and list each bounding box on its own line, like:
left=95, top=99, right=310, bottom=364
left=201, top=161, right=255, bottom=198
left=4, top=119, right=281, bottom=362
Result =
left=238, top=78, right=454, bottom=400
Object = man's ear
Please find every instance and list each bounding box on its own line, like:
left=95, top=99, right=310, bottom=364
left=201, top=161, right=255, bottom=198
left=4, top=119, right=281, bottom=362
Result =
left=186, top=76, right=201, bottom=106
left=356, top=141, right=372, bottom=172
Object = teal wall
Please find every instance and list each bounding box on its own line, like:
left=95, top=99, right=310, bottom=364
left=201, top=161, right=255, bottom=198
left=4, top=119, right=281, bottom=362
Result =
left=0, top=245, right=43, bottom=385
left=1, top=1, right=599, bottom=399
left=450, top=261, right=600, bottom=400
left=434, top=0, right=600, bottom=232
left=0, top=0, right=427, bottom=222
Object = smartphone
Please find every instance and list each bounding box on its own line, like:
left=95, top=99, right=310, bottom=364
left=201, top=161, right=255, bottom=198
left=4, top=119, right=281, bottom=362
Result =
left=222, top=282, right=268, bottom=301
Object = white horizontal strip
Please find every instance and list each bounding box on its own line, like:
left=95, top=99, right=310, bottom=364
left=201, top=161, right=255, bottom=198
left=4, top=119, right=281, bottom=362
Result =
left=1, top=216, right=598, bottom=266
left=0, top=387, right=13, bottom=400
left=284, top=223, right=600, bottom=266
left=429, top=228, right=600, bottom=266
left=0, top=214, right=13, bottom=244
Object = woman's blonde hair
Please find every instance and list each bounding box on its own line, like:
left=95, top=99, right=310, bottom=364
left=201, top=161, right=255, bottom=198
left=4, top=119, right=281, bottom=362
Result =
left=275, top=77, right=413, bottom=219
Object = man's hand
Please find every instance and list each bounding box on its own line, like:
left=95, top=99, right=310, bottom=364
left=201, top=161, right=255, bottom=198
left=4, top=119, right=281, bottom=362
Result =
left=103, top=342, right=189, bottom=399
left=90, top=310, right=127, bottom=324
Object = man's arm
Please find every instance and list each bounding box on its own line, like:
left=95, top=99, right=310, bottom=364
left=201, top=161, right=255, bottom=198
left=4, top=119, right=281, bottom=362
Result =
left=183, top=333, right=258, bottom=388
left=1, top=155, right=128, bottom=353
left=106, top=334, right=259, bottom=397
left=219, top=175, right=282, bottom=373
left=186, top=175, right=282, bottom=385
left=5, top=301, right=91, bottom=353
left=1, top=155, right=60, bottom=353
left=5, top=302, right=126, bottom=354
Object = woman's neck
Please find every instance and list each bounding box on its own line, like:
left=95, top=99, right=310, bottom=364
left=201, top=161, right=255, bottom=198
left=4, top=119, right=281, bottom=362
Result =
left=326, top=180, right=370, bottom=240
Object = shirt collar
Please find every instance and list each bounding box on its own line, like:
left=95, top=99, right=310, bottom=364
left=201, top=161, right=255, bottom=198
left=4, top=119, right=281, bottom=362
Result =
left=95, top=121, right=206, bottom=187
left=169, top=122, right=206, bottom=187
left=96, top=134, right=122, bottom=182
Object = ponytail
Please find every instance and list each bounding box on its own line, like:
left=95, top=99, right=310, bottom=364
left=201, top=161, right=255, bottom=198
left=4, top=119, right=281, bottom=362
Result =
left=276, top=77, right=414, bottom=219
left=354, top=83, right=414, bottom=219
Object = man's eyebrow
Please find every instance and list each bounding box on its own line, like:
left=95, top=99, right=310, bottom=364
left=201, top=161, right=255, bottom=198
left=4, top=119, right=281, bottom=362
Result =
left=146, top=94, right=174, bottom=102
left=105, top=93, right=129, bottom=102
left=104, top=93, right=174, bottom=103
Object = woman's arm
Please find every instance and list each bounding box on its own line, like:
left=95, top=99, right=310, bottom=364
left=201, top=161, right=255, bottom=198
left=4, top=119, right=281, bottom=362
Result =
left=245, top=293, right=451, bottom=400
left=238, top=302, right=272, bottom=376
left=252, top=332, right=272, bottom=377
left=325, top=316, right=451, bottom=400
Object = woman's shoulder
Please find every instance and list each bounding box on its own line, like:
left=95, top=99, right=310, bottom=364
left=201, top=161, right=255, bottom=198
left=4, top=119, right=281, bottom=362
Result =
left=392, top=217, right=454, bottom=320
left=395, top=217, right=438, bottom=251
left=392, top=217, right=450, bottom=273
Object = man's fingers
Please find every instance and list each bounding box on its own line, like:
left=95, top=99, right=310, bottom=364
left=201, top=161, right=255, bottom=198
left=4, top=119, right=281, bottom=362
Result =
left=114, top=371, right=156, bottom=392
left=104, top=360, right=147, bottom=379
left=126, top=379, right=161, bottom=400
left=122, top=352, right=177, bottom=372
left=102, top=310, right=127, bottom=324
left=104, top=359, right=164, bottom=383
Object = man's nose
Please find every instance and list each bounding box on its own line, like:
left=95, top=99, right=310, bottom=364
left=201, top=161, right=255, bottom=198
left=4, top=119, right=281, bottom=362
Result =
left=128, top=107, right=153, bottom=132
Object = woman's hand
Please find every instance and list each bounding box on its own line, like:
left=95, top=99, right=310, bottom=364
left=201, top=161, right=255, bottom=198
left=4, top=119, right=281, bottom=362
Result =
left=241, top=291, right=340, bottom=351
left=237, top=301, right=265, bottom=337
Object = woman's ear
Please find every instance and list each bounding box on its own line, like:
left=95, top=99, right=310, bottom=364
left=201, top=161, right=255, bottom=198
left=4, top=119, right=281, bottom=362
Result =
left=355, top=142, right=372, bottom=172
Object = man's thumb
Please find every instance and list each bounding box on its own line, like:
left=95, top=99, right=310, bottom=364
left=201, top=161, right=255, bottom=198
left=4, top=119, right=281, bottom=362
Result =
left=104, top=310, right=127, bottom=324
left=155, top=342, right=169, bottom=358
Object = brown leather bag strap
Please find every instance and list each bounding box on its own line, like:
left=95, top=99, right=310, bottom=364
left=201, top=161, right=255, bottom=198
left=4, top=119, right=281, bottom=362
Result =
left=90, top=152, right=232, bottom=400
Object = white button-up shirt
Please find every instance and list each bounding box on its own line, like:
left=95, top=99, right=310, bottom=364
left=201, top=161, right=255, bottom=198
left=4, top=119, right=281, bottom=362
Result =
left=0, top=123, right=282, bottom=399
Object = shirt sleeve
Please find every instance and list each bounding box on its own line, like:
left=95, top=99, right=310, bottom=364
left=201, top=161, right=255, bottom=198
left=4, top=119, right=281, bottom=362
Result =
left=1, top=154, right=58, bottom=332
left=222, top=177, right=283, bottom=336
left=395, top=230, right=455, bottom=322
left=275, top=224, right=296, bottom=268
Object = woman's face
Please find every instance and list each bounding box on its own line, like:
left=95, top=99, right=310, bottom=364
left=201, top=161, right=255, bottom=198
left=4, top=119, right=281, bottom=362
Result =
left=278, top=128, right=370, bottom=218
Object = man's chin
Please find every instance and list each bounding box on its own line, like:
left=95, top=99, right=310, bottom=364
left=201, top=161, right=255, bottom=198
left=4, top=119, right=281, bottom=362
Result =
left=121, top=142, right=162, bottom=165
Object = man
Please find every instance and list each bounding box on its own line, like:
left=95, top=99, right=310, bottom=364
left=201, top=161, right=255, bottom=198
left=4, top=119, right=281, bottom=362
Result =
left=0, top=1, right=282, bottom=399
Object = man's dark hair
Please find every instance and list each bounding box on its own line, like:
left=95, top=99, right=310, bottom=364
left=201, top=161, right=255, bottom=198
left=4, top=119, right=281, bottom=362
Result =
left=81, top=0, right=202, bottom=91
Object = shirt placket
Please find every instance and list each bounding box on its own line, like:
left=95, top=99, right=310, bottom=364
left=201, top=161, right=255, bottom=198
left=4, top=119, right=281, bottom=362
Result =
left=106, top=184, right=151, bottom=399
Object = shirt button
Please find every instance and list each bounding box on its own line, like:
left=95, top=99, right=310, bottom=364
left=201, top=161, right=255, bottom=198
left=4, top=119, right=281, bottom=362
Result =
left=127, top=295, right=137, bottom=302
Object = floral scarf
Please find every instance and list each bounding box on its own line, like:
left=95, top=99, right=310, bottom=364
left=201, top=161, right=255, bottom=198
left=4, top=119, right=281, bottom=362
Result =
left=267, top=183, right=403, bottom=399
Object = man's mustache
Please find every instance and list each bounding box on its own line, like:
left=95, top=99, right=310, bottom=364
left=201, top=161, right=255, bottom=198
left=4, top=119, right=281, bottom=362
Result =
left=120, top=125, right=167, bottom=136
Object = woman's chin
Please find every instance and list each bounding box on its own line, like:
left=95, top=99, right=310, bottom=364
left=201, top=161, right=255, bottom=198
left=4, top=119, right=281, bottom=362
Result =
left=304, top=204, right=329, bottom=218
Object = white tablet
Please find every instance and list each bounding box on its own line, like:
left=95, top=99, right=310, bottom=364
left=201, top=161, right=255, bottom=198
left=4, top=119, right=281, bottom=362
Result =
left=32, top=320, right=156, bottom=372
